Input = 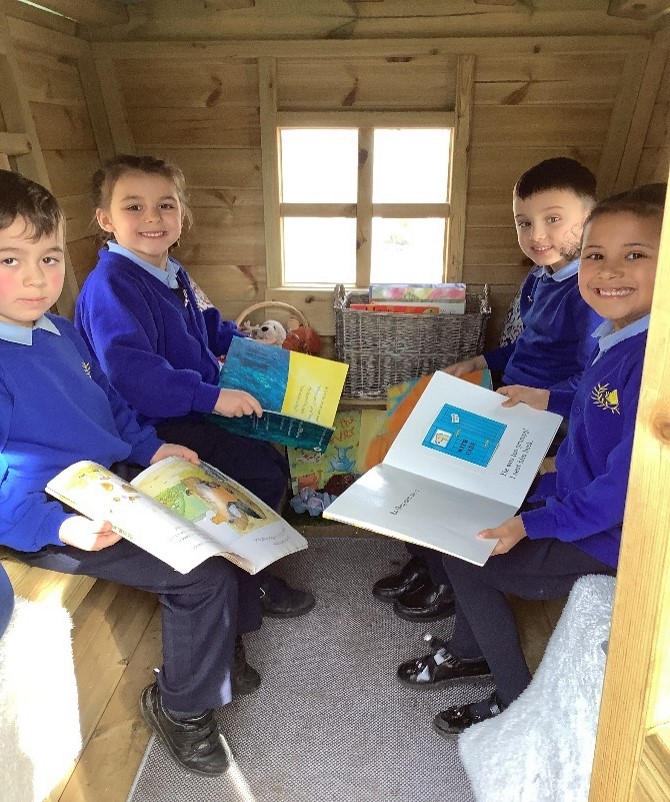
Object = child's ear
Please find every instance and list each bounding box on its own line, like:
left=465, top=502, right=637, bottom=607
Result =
left=96, top=208, right=114, bottom=233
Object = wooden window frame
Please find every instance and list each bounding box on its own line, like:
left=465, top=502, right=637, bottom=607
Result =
left=260, top=55, right=474, bottom=302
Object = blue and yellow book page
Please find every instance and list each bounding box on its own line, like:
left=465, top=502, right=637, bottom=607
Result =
left=220, top=338, right=348, bottom=428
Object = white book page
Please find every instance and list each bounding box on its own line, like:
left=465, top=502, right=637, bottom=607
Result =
left=132, top=458, right=307, bottom=573
left=324, top=464, right=518, bottom=566
left=48, top=459, right=307, bottom=575
left=46, top=461, right=228, bottom=574
left=383, top=372, right=561, bottom=508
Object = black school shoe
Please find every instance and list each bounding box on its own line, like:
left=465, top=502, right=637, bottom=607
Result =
left=260, top=573, right=316, bottom=618
left=140, top=683, right=230, bottom=777
left=433, top=692, right=506, bottom=740
left=372, top=555, right=431, bottom=602
left=397, top=636, right=492, bottom=689
left=393, top=582, right=455, bottom=622
left=232, top=635, right=261, bottom=696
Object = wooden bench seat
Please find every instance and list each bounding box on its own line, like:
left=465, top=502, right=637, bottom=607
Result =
left=0, top=550, right=159, bottom=801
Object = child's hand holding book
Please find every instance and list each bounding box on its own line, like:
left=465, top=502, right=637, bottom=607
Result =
left=213, top=388, right=262, bottom=418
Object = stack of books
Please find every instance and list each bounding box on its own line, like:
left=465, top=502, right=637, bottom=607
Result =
left=350, top=283, right=466, bottom=315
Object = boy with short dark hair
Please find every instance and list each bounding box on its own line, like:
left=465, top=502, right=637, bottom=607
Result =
left=448, top=156, right=602, bottom=397
left=376, top=157, right=604, bottom=623
left=0, top=169, right=261, bottom=777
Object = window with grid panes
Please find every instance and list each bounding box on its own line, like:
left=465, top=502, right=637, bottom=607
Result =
left=279, top=126, right=453, bottom=288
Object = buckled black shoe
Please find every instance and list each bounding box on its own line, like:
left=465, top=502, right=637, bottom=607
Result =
left=393, top=582, right=455, bottom=622
left=259, top=573, right=316, bottom=618
left=232, top=635, right=261, bottom=696
left=372, top=556, right=431, bottom=602
left=433, top=692, right=506, bottom=740
left=397, top=636, right=492, bottom=689
left=140, top=683, right=230, bottom=777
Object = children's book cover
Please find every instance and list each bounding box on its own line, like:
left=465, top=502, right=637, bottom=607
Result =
left=286, top=408, right=386, bottom=494
left=369, top=283, right=466, bottom=302
left=209, top=337, right=348, bottom=452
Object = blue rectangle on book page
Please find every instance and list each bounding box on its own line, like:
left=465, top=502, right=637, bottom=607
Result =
left=422, top=404, right=506, bottom=467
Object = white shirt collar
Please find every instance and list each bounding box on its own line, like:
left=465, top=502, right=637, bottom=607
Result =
left=107, top=241, right=180, bottom=289
left=536, top=257, right=579, bottom=283
left=0, top=314, right=60, bottom=345
left=591, top=315, right=650, bottom=363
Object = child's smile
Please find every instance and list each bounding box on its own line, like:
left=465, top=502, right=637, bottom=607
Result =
left=579, top=211, right=660, bottom=331
left=96, top=171, right=183, bottom=269
left=513, top=188, right=590, bottom=271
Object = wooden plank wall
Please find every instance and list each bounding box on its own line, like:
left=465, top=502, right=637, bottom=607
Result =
left=5, top=16, right=106, bottom=290
left=3, top=2, right=668, bottom=348
left=87, top=38, right=667, bottom=346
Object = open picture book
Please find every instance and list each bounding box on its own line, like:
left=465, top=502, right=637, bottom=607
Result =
left=209, top=337, right=349, bottom=452
left=323, top=371, right=562, bottom=566
left=46, top=457, right=308, bottom=575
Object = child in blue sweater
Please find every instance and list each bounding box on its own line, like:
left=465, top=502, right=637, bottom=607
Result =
left=447, top=157, right=603, bottom=396
left=0, top=168, right=265, bottom=776
left=396, top=183, right=665, bottom=738
left=376, top=158, right=604, bottom=624
left=75, top=154, right=314, bottom=618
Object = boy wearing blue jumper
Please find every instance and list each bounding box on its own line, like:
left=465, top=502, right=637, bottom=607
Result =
left=397, top=183, right=664, bottom=737
left=448, top=157, right=603, bottom=397
left=378, top=158, right=604, bottom=625
left=74, top=154, right=313, bottom=618
left=0, top=169, right=262, bottom=777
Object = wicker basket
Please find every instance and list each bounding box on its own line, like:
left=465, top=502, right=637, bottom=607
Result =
left=334, top=284, right=490, bottom=400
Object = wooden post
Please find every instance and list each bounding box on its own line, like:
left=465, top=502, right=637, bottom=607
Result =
left=447, top=54, right=474, bottom=283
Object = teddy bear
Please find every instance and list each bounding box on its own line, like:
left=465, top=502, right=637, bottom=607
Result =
left=240, top=319, right=287, bottom=346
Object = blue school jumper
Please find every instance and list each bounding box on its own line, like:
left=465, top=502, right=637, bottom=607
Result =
left=75, top=245, right=244, bottom=427
left=0, top=313, right=260, bottom=713
left=521, top=316, right=649, bottom=568
left=0, top=315, right=162, bottom=551
left=75, top=244, right=288, bottom=511
left=484, top=260, right=603, bottom=394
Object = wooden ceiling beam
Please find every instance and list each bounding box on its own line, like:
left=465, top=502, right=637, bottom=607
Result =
left=14, top=0, right=129, bottom=27
left=608, top=0, right=670, bottom=20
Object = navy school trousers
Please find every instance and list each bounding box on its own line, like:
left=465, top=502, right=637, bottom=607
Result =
left=16, top=458, right=262, bottom=714
left=442, top=537, right=616, bottom=707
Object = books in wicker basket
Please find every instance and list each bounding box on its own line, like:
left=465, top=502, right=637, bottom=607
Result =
left=334, top=284, right=490, bottom=400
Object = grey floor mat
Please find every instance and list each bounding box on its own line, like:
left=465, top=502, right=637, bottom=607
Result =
left=128, top=537, right=483, bottom=802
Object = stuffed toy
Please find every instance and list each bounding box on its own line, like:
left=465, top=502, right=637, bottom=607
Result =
left=240, top=319, right=287, bottom=346
left=283, top=314, right=322, bottom=355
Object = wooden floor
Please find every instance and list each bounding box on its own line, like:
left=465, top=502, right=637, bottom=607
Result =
left=53, top=524, right=563, bottom=802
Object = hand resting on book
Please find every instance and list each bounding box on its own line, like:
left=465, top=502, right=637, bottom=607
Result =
left=477, top=515, right=527, bottom=557
left=59, top=515, right=121, bottom=552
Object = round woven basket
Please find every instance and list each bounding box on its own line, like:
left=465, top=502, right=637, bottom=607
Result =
left=235, top=301, right=308, bottom=329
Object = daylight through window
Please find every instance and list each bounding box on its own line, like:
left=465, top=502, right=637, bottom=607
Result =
left=279, top=127, right=453, bottom=287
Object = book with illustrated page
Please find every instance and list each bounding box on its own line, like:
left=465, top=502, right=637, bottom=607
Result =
left=209, top=337, right=349, bottom=452
left=46, top=457, right=308, bottom=575
left=323, top=371, right=562, bottom=566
